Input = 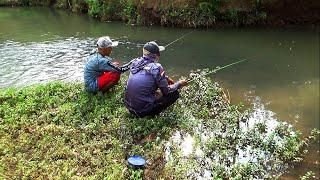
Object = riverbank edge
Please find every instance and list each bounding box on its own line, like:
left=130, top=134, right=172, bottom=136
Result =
left=0, top=0, right=319, bottom=28
left=0, top=73, right=319, bottom=178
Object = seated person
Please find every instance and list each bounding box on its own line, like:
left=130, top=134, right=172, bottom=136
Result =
left=125, top=41, right=188, bottom=117
left=84, top=36, right=130, bottom=93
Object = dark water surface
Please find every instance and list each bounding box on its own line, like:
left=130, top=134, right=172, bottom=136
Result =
left=0, top=7, right=319, bottom=178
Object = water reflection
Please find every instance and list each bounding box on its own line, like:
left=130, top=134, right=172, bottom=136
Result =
left=164, top=97, right=297, bottom=179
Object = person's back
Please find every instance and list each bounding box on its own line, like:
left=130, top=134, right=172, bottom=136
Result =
left=84, top=53, right=115, bottom=92
left=125, top=56, right=162, bottom=113
left=84, top=36, right=131, bottom=93
left=125, top=41, right=187, bottom=117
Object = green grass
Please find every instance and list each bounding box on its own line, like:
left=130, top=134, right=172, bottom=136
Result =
left=0, top=77, right=179, bottom=178
left=0, top=71, right=318, bottom=179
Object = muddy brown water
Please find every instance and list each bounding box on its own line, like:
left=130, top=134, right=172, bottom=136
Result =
left=0, top=7, right=319, bottom=179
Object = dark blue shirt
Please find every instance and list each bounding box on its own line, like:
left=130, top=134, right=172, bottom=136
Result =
left=125, top=56, right=180, bottom=114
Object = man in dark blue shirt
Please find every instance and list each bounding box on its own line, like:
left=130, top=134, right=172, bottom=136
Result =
left=125, top=41, right=188, bottom=117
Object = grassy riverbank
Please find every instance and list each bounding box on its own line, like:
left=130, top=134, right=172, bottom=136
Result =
left=0, top=0, right=319, bottom=27
left=0, top=72, right=319, bottom=179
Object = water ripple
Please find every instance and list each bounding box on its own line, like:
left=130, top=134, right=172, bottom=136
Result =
left=0, top=37, right=142, bottom=88
left=0, top=38, right=97, bottom=88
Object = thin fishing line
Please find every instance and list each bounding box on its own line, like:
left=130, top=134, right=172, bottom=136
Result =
left=120, top=31, right=195, bottom=64
left=164, top=30, right=195, bottom=48
left=187, top=59, right=247, bottom=83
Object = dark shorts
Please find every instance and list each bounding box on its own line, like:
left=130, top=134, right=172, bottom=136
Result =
left=98, top=71, right=120, bottom=90
left=129, top=90, right=180, bottom=118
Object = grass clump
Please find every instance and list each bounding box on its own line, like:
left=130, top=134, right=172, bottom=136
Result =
left=0, top=71, right=318, bottom=179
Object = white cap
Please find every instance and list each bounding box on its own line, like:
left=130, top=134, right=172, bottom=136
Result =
left=96, top=36, right=119, bottom=48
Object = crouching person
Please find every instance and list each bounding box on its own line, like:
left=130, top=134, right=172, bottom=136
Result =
left=84, top=36, right=130, bottom=93
left=125, top=41, right=188, bottom=117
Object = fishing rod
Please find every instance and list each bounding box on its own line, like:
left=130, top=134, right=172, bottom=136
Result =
left=119, top=30, right=195, bottom=65
left=187, top=59, right=247, bottom=83
left=164, top=30, right=195, bottom=48
left=136, top=30, right=195, bottom=48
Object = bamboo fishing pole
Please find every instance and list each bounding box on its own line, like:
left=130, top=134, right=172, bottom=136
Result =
left=187, top=59, right=247, bottom=83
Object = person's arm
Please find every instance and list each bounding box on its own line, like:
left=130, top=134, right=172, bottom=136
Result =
left=98, top=56, right=119, bottom=72
left=106, top=59, right=133, bottom=73
left=166, top=76, right=175, bottom=85
left=154, top=66, right=181, bottom=95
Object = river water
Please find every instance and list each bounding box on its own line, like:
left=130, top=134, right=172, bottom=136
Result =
left=0, top=7, right=319, bottom=178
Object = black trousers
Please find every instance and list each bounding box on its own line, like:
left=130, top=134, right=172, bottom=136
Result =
left=130, top=91, right=180, bottom=118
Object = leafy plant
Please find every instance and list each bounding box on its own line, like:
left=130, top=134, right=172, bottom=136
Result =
left=86, top=0, right=101, bottom=18
left=121, top=0, right=138, bottom=24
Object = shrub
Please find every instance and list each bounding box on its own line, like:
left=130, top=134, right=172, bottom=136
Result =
left=86, top=0, right=101, bottom=18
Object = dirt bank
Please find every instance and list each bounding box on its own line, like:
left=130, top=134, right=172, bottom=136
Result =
left=0, top=0, right=319, bottom=27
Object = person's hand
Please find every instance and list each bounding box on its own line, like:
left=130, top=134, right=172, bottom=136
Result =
left=178, top=80, right=188, bottom=88
left=112, top=61, right=120, bottom=66
left=167, top=77, right=175, bottom=85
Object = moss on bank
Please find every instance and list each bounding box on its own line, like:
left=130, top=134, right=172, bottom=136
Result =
left=0, top=71, right=319, bottom=179
left=0, top=0, right=319, bottom=27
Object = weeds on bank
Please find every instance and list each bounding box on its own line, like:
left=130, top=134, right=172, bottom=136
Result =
left=0, top=71, right=319, bottom=179
left=87, top=0, right=268, bottom=27
left=0, top=0, right=269, bottom=27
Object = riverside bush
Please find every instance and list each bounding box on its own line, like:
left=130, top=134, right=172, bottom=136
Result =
left=86, top=0, right=101, bottom=18
left=0, top=71, right=318, bottom=179
left=0, top=0, right=271, bottom=27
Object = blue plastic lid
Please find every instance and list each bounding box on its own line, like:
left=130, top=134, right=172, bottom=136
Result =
left=127, top=155, right=146, bottom=167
